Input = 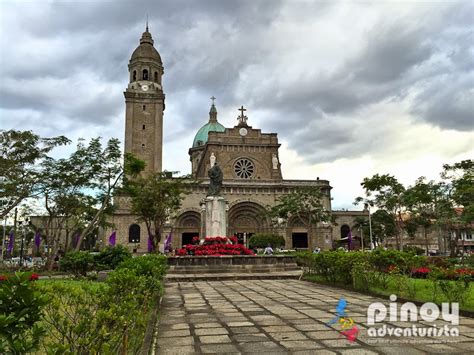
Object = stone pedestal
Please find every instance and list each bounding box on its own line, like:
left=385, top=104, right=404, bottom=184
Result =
left=203, top=196, right=228, bottom=238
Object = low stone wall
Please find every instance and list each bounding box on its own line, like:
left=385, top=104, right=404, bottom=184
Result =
left=167, top=255, right=297, bottom=267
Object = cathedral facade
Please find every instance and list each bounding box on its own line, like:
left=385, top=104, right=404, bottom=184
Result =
left=107, top=28, right=365, bottom=253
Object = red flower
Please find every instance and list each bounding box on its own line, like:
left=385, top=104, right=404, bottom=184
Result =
left=412, top=267, right=431, bottom=274
left=455, top=268, right=474, bottom=276
left=175, top=237, right=255, bottom=256
left=0, top=275, right=7, bottom=282
left=29, top=273, right=39, bottom=281
left=176, top=248, right=187, bottom=256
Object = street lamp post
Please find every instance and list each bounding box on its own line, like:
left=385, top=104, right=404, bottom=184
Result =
left=365, top=203, right=374, bottom=250
left=1, top=216, right=5, bottom=261
left=18, top=217, right=30, bottom=267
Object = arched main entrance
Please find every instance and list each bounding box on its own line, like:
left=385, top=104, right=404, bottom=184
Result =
left=175, top=211, right=201, bottom=247
left=228, top=201, right=270, bottom=246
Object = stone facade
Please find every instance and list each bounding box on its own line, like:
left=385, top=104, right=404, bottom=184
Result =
left=106, top=28, right=367, bottom=253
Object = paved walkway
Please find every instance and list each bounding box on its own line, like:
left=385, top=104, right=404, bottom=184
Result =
left=155, top=280, right=474, bottom=354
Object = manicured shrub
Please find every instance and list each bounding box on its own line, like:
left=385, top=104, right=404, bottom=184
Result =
left=59, top=251, right=94, bottom=276
left=115, top=254, right=168, bottom=293
left=94, top=245, right=132, bottom=270
left=249, top=233, right=285, bottom=249
left=0, top=272, right=48, bottom=354
left=39, top=254, right=169, bottom=353
left=308, top=250, right=367, bottom=284
left=39, top=281, right=114, bottom=353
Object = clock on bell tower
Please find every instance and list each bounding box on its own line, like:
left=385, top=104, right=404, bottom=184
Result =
left=124, top=24, right=165, bottom=174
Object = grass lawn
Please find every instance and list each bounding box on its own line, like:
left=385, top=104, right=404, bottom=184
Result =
left=304, top=273, right=474, bottom=312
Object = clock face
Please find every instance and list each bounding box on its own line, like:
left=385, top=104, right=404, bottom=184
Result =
left=239, top=128, right=248, bottom=136
left=142, top=85, right=149, bottom=91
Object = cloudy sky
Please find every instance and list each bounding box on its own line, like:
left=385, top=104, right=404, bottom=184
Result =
left=1, top=0, right=472, bottom=209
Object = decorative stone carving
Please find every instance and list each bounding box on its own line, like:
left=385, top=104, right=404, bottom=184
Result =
left=210, top=152, right=216, bottom=167
left=272, top=154, right=279, bottom=170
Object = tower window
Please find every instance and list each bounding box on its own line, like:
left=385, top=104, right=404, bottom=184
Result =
left=142, top=69, right=149, bottom=80
left=132, top=70, right=137, bottom=81
left=141, top=143, right=145, bottom=148
left=142, top=125, right=146, bottom=130
left=142, top=105, right=146, bottom=111
left=154, top=72, right=158, bottom=82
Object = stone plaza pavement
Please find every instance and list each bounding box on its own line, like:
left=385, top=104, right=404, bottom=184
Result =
left=155, top=280, right=474, bottom=354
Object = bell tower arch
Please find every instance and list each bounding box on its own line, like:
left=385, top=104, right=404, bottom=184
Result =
left=124, top=25, right=165, bottom=174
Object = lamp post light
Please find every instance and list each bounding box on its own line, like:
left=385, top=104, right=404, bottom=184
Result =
left=365, top=203, right=374, bottom=250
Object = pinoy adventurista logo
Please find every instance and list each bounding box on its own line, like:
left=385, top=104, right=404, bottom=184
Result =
left=327, top=298, right=360, bottom=342
left=367, top=295, right=459, bottom=338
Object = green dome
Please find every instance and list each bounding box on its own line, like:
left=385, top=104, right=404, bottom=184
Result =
left=192, top=121, right=226, bottom=147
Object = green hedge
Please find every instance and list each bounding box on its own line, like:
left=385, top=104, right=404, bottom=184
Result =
left=249, top=233, right=285, bottom=248
left=59, top=246, right=133, bottom=276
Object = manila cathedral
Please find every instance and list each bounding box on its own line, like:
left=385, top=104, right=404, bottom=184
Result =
left=106, top=27, right=368, bottom=253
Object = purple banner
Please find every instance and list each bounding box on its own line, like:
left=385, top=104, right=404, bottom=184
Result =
left=148, top=235, right=153, bottom=252
left=108, top=231, right=116, bottom=246
left=347, top=229, right=353, bottom=251
left=34, top=231, right=41, bottom=248
left=7, top=230, right=14, bottom=254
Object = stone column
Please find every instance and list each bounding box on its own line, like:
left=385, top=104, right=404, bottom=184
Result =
left=204, top=196, right=228, bottom=238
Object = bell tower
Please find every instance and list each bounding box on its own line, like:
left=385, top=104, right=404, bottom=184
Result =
left=124, top=25, right=165, bottom=174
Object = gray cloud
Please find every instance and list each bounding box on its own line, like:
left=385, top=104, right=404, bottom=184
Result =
left=0, top=0, right=471, bottom=170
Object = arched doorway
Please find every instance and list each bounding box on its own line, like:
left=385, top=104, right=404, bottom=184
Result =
left=341, top=225, right=351, bottom=239
left=175, top=211, right=201, bottom=247
left=228, top=201, right=269, bottom=246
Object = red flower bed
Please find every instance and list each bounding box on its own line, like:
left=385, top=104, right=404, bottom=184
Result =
left=0, top=275, right=7, bottom=282
left=29, top=273, right=40, bottom=281
left=412, top=267, right=431, bottom=278
left=176, top=236, right=254, bottom=256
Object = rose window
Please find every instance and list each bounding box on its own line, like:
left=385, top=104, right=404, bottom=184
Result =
left=234, top=158, right=255, bottom=179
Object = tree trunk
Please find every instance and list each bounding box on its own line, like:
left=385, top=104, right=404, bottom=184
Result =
left=74, top=196, right=110, bottom=251
left=424, top=226, right=429, bottom=256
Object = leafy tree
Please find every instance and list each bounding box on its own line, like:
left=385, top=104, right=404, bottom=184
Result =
left=440, top=159, right=474, bottom=257
left=126, top=172, right=190, bottom=252
left=404, top=178, right=442, bottom=255
left=266, top=187, right=331, bottom=248
left=352, top=216, right=371, bottom=249
left=0, top=130, right=69, bottom=218
left=355, top=174, right=406, bottom=250
left=371, top=209, right=397, bottom=246
left=33, top=138, right=141, bottom=269
left=442, top=159, right=474, bottom=224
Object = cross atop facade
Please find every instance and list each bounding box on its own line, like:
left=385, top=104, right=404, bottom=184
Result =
left=237, top=105, right=248, bottom=126
left=210, top=96, right=216, bottom=105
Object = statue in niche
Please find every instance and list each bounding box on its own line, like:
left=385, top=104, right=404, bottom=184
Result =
left=210, top=152, right=216, bottom=167
left=208, top=163, right=223, bottom=196
left=272, top=153, right=279, bottom=170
